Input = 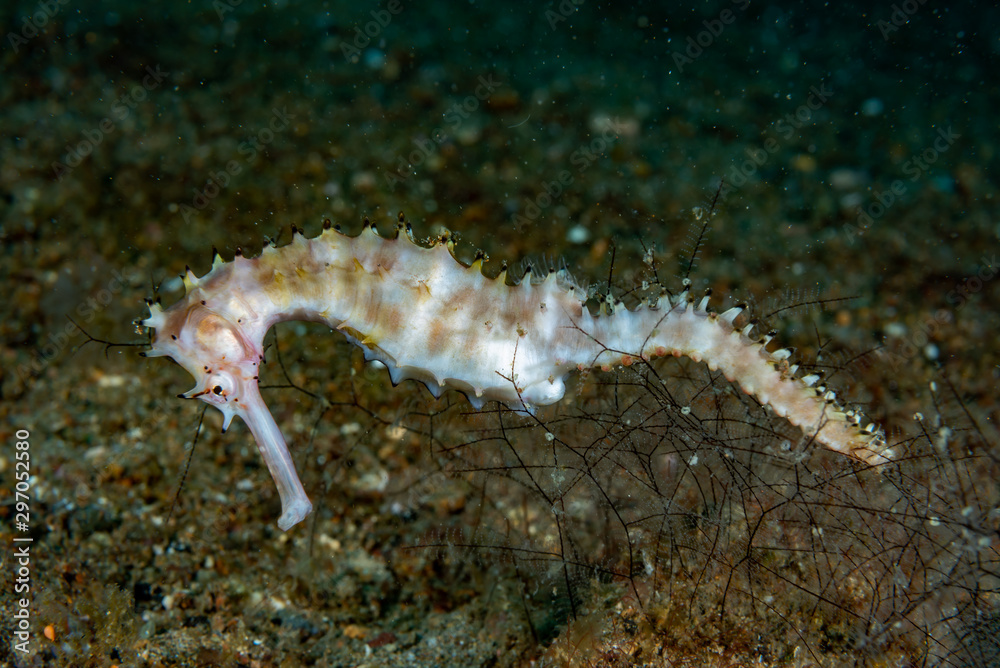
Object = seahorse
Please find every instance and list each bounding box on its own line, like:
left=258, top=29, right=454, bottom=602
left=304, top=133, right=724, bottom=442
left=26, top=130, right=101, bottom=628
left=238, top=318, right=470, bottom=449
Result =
left=141, top=217, right=889, bottom=530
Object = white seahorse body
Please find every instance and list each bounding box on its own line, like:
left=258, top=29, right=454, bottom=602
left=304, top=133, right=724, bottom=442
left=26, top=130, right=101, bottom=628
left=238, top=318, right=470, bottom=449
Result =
left=142, top=221, right=889, bottom=530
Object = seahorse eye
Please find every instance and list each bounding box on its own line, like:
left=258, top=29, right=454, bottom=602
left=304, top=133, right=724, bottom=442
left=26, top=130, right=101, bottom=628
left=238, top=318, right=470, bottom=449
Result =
left=203, top=372, right=236, bottom=401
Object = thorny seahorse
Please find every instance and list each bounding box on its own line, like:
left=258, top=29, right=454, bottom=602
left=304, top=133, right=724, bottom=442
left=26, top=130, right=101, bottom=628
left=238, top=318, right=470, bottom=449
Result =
left=141, top=217, right=889, bottom=530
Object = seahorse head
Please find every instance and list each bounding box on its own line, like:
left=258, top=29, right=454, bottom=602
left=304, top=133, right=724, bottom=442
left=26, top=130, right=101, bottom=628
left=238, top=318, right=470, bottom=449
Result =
left=142, top=299, right=263, bottom=430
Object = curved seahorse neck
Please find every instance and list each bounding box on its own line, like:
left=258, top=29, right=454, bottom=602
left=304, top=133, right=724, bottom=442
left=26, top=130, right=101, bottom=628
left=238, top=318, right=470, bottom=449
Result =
left=142, top=220, right=888, bottom=530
